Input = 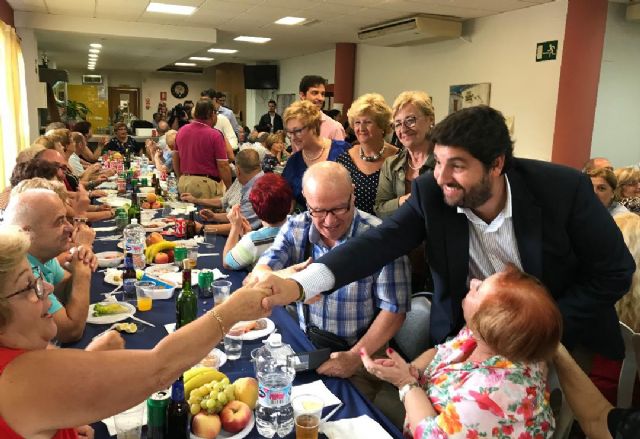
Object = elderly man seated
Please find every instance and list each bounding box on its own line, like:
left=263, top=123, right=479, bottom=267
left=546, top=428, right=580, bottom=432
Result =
left=251, top=161, right=411, bottom=423
left=2, top=188, right=97, bottom=342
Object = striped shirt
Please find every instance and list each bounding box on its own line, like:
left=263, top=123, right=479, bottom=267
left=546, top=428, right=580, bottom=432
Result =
left=257, top=209, right=411, bottom=345
left=457, top=176, right=522, bottom=283
left=224, top=226, right=281, bottom=270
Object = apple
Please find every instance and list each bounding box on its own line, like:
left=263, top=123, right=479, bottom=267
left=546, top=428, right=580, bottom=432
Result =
left=154, top=252, right=169, bottom=264
left=166, top=249, right=175, bottom=263
left=191, top=412, right=221, bottom=439
left=147, top=232, right=164, bottom=246
left=220, top=400, right=251, bottom=433
left=151, top=202, right=161, bottom=209
left=141, top=201, right=151, bottom=209
left=233, top=377, right=258, bottom=410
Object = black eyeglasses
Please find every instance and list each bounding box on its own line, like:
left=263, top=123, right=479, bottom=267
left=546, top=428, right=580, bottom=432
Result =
left=308, top=194, right=352, bottom=219
left=393, top=116, right=419, bottom=131
left=286, top=126, right=308, bottom=138
left=2, top=272, right=46, bottom=302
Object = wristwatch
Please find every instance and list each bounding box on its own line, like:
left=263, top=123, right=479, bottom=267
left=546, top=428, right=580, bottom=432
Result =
left=398, top=381, right=421, bottom=403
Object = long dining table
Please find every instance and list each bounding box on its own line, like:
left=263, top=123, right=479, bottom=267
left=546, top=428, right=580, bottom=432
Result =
left=65, top=213, right=404, bottom=439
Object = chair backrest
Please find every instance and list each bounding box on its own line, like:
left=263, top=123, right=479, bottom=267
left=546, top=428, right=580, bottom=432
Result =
left=618, top=321, right=640, bottom=408
left=393, top=294, right=431, bottom=361
left=547, top=364, right=575, bottom=439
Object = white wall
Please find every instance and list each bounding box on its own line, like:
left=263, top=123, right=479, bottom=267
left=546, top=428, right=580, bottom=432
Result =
left=354, top=0, right=567, bottom=161
left=16, top=27, right=45, bottom=143
left=277, top=48, right=335, bottom=95
left=591, top=2, right=640, bottom=168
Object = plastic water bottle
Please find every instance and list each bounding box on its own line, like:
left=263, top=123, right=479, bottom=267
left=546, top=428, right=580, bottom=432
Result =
left=123, top=218, right=146, bottom=270
left=255, top=334, right=296, bottom=438
left=167, top=172, right=178, bottom=201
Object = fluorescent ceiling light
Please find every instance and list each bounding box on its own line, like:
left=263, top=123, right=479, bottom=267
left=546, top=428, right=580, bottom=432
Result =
left=90, top=43, right=102, bottom=48
left=147, top=2, right=196, bottom=15
left=275, top=16, right=305, bottom=25
left=189, top=56, right=214, bottom=61
left=89, top=54, right=98, bottom=58
left=89, top=48, right=100, bottom=53
left=175, top=62, right=196, bottom=66
left=88, top=67, right=95, bottom=70
left=234, top=36, right=271, bottom=44
left=207, top=48, right=238, bottom=54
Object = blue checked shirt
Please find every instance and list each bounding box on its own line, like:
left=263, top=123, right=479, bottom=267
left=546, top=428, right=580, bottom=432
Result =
left=257, top=209, right=411, bottom=345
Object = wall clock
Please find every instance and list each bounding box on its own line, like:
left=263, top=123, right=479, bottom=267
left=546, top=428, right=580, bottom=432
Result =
left=171, top=81, right=189, bottom=99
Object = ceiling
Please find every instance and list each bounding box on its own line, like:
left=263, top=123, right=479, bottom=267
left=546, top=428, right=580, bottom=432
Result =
left=9, top=0, right=553, bottom=72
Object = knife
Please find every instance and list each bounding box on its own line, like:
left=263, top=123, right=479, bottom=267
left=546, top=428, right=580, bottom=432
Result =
left=130, top=315, right=156, bottom=327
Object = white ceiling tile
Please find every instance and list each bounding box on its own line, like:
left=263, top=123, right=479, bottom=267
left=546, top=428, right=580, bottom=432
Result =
left=198, top=0, right=253, bottom=14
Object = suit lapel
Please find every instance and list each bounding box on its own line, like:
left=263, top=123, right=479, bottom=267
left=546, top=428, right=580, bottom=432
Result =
left=442, top=202, right=469, bottom=325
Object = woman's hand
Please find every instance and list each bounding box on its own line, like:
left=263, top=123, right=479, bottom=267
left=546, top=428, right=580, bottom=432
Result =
left=85, top=331, right=125, bottom=351
left=398, top=193, right=411, bottom=206
left=227, top=205, right=244, bottom=230
left=218, top=286, right=272, bottom=323
left=360, top=347, right=416, bottom=389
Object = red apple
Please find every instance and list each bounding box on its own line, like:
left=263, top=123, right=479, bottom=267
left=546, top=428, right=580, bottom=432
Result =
left=192, top=412, right=221, bottom=439
left=154, top=252, right=169, bottom=264
left=141, top=201, right=151, bottom=209
left=220, top=400, right=251, bottom=433
left=166, top=249, right=175, bottom=263
left=151, top=202, right=161, bottom=209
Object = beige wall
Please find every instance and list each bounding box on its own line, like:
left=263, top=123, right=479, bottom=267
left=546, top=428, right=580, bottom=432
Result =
left=278, top=49, right=336, bottom=95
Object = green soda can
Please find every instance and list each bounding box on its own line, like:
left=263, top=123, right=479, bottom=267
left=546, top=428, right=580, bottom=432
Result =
left=147, top=390, right=170, bottom=439
left=174, top=246, right=187, bottom=268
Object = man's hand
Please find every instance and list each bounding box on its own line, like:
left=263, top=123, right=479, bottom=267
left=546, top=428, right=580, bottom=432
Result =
left=255, top=275, right=302, bottom=311
left=274, top=258, right=312, bottom=279
left=317, top=351, right=361, bottom=378
left=227, top=205, right=245, bottom=230
left=75, top=425, right=95, bottom=438
left=199, top=208, right=216, bottom=222
left=85, top=330, right=125, bottom=351
left=181, top=193, right=198, bottom=204
left=72, top=223, right=96, bottom=247
left=69, top=245, right=98, bottom=272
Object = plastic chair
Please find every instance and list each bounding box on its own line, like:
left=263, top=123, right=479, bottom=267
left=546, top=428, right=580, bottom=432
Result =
left=393, top=292, right=432, bottom=361
left=618, top=321, right=640, bottom=408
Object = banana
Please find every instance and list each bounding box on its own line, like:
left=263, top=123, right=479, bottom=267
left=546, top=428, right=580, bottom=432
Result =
left=184, top=370, right=228, bottom=399
left=145, top=240, right=177, bottom=264
left=184, top=366, right=216, bottom=382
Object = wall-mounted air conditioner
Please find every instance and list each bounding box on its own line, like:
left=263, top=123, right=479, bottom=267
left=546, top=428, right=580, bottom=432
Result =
left=358, top=15, right=462, bottom=47
left=82, top=74, right=103, bottom=84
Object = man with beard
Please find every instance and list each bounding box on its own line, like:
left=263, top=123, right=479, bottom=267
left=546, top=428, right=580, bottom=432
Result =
left=258, top=105, right=634, bottom=368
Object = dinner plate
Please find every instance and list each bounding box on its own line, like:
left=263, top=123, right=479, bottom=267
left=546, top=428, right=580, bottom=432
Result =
left=104, top=268, right=123, bottom=286
left=145, top=264, right=179, bottom=276
left=197, top=348, right=227, bottom=369
left=87, top=301, right=136, bottom=325
left=190, top=413, right=254, bottom=439
left=142, top=221, right=169, bottom=232
left=97, top=197, right=130, bottom=208
left=233, top=318, right=276, bottom=341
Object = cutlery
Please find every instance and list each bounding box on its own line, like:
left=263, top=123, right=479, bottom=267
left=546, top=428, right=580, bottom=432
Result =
left=92, top=324, right=118, bottom=340
left=321, top=403, right=343, bottom=424
left=130, top=315, right=156, bottom=327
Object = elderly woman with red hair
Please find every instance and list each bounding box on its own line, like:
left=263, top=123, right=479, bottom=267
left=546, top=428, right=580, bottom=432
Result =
left=362, top=266, right=562, bottom=439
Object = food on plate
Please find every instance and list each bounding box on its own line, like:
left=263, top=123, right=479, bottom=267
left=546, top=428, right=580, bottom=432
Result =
left=199, top=351, right=220, bottom=368
left=192, top=412, right=222, bottom=439
left=232, top=319, right=268, bottom=334
left=92, top=303, right=129, bottom=317
left=145, top=240, right=177, bottom=264
left=113, top=322, right=137, bottom=333
left=105, top=268, right=123, bottom=284
left=146, top=231, right=164, bottom=246
left=154, top=252, right=170, bottom=264
left=220, top=400, right=252, bottom=433
left=103, top=253, right=121, bottom=260
left=233, top=377, right=258, bottom=410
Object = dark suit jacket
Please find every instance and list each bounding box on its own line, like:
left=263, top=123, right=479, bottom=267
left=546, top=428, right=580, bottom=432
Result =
left=318, top=158, right=635, bottom=359
left=258, top=112, right=284, bottom=133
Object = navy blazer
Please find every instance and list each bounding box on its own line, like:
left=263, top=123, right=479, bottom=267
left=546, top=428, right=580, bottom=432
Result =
left=318, top=158, right=635, bottom=359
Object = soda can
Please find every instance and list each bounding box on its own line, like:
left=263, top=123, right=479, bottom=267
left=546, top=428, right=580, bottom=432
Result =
left=141, top=178, right=148, bottom=187
left=198, top=270, right=214, bottom=298
left=117, top=178, right=126, bottom=193
left=147, top=390, right=170, bottom=438
left=174, top=246, right=187, bottom=267
left=175, top=218, right=186, bottom=238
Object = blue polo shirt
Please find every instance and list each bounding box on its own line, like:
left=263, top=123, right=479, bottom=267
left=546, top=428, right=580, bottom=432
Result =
left=27, top=254, right=65, bottom=315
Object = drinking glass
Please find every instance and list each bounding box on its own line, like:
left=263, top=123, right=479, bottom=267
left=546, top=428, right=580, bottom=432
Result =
left=134, top=281, right=154, bottom=311
left=113, top=403, right=144, bottom=439
left=223, top=326, right=244, bottom=360
left=293, top=394, right=323, bottom=439
left=203, top=228, right=217, bottom=248
left=213, top=280, right=232, bottom=305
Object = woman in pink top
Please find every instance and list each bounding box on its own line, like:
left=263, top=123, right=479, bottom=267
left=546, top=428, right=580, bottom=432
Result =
left=0, top=225, right=269, bottom=439
left=362, top=266, right=562, bottom=439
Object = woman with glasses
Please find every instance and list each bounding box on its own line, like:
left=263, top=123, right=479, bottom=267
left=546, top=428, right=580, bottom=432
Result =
left=336, top=93, right=399, bottom=215
left=0, top=224, right=269, bottom=439
left=281, top=100, right=351, bottom=209
left=614, top=167, right=640, bottom=214
left=374, top=91, right=436, bottom=219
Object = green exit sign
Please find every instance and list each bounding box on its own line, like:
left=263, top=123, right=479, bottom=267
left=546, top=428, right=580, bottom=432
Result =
left=536, top=40, right=558, bottom=62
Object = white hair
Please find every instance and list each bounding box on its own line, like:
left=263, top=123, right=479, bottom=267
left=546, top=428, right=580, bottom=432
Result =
left=2, top=188, right=59, bottom=227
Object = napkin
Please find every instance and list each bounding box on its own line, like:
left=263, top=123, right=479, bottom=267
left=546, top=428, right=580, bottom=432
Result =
left=165, top=323, right=176, bottom=333
left=319, top=415, right=393, bottom=439
left=292, top=380, right=341, bottom=407
left=102, top=401, right=146, bottom=436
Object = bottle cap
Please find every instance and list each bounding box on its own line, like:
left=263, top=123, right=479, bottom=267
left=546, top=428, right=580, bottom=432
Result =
left=131, top=218, right=138, bottom=224
left=266, top=333, right=282, bottom=347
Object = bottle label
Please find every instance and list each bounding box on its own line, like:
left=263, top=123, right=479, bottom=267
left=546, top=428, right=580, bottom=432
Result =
left=125, top=242, right=145, bottom=254
left=258, top=383, right=292, bottom=408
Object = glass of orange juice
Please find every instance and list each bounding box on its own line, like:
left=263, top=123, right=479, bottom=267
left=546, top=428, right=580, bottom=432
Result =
left=134, top=281, right=154, bottom=311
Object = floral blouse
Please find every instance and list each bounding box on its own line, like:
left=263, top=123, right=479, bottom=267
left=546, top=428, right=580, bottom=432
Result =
left=405, top=327, right=554, bottom=439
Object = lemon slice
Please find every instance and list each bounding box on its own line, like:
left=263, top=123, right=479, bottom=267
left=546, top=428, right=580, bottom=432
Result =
left=302, top=401, right=322, bottom=411
left=114, top=323, right=138, bottom=333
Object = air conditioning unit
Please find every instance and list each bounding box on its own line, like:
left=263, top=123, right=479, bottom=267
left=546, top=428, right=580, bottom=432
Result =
left=82, top=74, right=103, bottom=84
left=627, top=2, right=640, bottom=22
left=358, top=15, right=462, bottom=47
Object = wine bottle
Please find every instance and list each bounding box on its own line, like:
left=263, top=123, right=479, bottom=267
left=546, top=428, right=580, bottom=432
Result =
left=166, top=378, right=189, bottom=439
left=176, top=267, right=197, bottom=329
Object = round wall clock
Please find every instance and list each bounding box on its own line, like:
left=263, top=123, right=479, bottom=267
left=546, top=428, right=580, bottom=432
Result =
left=171, top=81, right=189, bottom=99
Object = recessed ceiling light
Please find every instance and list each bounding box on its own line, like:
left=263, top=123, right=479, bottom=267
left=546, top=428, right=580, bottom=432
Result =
left=88, top=66, right=95, bottom=70
left=89, top=48, right=100, bottom=53
left=147, top=2, right=196, bottom=15
left=275, top=16, right=306, bottom=25
left=234, top=36, right=271, bottom=44
left=189, top=56, right=214, bottom=61
left=175, top=62, right=197, bottom=66
left=89, top=54, right=98, bottom=58
left=207, top=48, right=238, bottom=54
left=90, top=43, right=102, bottom=48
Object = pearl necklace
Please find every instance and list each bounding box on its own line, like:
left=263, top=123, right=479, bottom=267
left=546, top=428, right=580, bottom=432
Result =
left=302, top=145, right=325, bottom=162
left=407, top=154, right=427, bottom=171
left=359, top=143, right=385, bottom=162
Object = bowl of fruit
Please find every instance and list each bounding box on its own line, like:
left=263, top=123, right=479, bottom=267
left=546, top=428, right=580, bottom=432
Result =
left=141, top=193, right=164, bottom=210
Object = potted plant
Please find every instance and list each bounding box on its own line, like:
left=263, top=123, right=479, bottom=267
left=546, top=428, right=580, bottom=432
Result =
left=60, top=100, right=91, bottom=121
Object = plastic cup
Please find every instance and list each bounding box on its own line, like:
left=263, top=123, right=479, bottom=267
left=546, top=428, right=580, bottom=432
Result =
left=250, top=347, right=260, bottom=376
left=134, top=281, right=154, bottom=311
left=113, top=403, right=144, bottom=439
left=293, top=394, right=323, bottom=439
left=213, top=280, right=231, bottom=305
left=224, top=326, right=244, bottom=360
left=203, top=228, right=217, bottom=248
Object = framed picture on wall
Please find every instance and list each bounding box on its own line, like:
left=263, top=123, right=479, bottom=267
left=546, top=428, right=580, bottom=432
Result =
left=449, top=83, right=491, bottom=114
left=160, top=91, right=167, bottom=101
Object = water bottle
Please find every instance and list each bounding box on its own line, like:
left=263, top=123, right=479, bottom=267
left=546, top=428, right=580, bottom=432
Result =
left=167, top=172, right=178, bottom=201
left=255, top=333, right=296, bottom=438
left=123, top=218, right=146, bottom=270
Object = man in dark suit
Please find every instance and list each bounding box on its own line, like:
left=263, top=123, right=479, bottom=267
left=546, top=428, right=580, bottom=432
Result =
left=258, top=100, right=283, bottom=133
left=259, top=105, right=635, bottom=362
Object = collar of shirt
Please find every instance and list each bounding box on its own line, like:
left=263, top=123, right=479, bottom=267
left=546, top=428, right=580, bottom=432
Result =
left=307, top=209, right=360, bottom=250
left=457, top=176, right=512, bottom=233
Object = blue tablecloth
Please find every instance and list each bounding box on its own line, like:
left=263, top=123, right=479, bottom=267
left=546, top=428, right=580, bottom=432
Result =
left=67, top=218, right=403, bottom=438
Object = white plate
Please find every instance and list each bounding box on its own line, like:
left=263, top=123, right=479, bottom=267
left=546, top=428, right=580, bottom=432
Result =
left=142, top=221, right=169, bottom=232
left=233, top=318, right=276, bottom=341
left=96, top=182, right=117, bottom=190
left=197, top=347, right=228, bottom=369
left=97, top=197, right=130, bottom=208
left=104, top=268, right=124, bottom=286
left=190, top=412, right=254, bottom=439
left=146, top=264, right=179, bottom=276
left=101, top=189, right=118, bottom=196
left=87, top=301, right=136, bottom=324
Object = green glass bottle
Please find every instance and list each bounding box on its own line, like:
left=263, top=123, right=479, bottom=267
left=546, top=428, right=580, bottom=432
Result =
left=176, top=267, right=197, bottom=329
left=128, top=188, right=141, bottom=224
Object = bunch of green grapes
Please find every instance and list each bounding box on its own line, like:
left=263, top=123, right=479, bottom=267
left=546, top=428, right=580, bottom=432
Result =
left=187, top=377, right=235, bottom=415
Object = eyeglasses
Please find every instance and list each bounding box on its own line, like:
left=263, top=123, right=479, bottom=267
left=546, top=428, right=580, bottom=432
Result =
left=286, top=126, right=308, bottom=138
left=393, top=116, right=419, bottom=131
left=308, top=194, right=352, bottom=219
left=54, top=163, right=70, bottom=173
left=2, top=272, right=46, bottom=302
